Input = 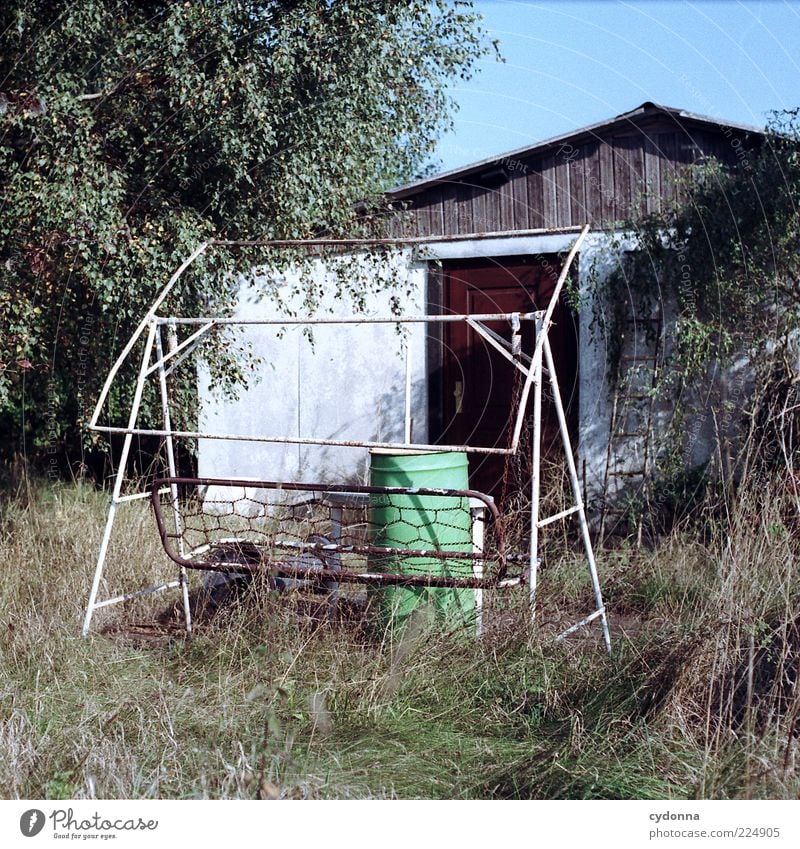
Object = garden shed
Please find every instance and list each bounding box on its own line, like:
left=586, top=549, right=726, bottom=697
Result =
left=197, top=102, right=763, bottom=508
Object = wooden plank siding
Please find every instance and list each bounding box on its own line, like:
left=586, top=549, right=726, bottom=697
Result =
left=568, top=145, right=588, bottom=226
left=498, top=177, right=516, bottom=232
left=598, top=139, right=616, bottom=225
left=643, top=135, right=662, bottom=215
left=426, top=187, right=444, bottom=235
left=394, top=114, right=760, bottom=236
left=612, top=136, right=634, bottom=223
left=540, top=154, right=558, bottom=227
left=440, top=182, right=458, bottom=235
left=657, top=132, right=680, bottom=209
left=554, top=155, right=572, bottom=228
left=583, top=140, right=603, bottom=228
left=527, top=163, right=545, bottom=229
left=456, top=183, right=475, bottom=233
left=510, top=171, right=530, bottom=230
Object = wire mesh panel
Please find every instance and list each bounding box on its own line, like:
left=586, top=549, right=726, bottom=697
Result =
left=151, top=477, right=526, bottom=589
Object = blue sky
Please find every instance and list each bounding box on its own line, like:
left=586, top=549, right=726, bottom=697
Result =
left=433, top=0, right=800, bottom=172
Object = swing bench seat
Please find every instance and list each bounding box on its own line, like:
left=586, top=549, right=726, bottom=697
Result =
left=150, top=476, right=529, bottom=591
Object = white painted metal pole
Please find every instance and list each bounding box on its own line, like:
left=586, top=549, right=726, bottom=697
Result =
left=210, top=226, right=585, bottom=249
left=404, top=339, right=412, bottom=444
left=156, top=324, right=193, bottom=634
left=543, top=333, right=611, bottom=653
left=89, top=242, right=208, bottom=429
left=82, top=321, right=158, bottom=636
left=82, top=501, right=119, bottom=636
left=529, top=317, right=543, bottom=621
left=88, top=427, right=515, bottom=455
left=471, top=501, right=486, bottom=637
left=529, top=224, right=589, bottom=375
left=512, top=226, right=589, bottom=455
left=160, top=311, right=540, bottom=327
left=466, top=317, right=531, bottom=378
left=145, top=320, right=216, bottom=377
left=94, top=579, right=183, bottom=609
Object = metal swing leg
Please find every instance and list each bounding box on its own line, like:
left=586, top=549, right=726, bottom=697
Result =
left=542, top=333, right=611, bottom=653
left=82, top=320, right=190, bottom=636
left=82, top=322, right=158, bottom=636
left=155, top=324, right=192, bottom=635
left=529, top=324, right=543, bottom=620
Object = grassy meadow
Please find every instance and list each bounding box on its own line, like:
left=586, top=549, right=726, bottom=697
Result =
left=0, top=479, right=798, bottom=799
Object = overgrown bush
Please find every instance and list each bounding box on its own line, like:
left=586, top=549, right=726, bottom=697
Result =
left=598, top=111, right=800, bottom=505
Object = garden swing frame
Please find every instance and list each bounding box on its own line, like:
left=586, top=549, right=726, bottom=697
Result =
left=81, top=224, right=611, bottom=652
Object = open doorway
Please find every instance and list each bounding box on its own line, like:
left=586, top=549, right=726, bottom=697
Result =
left=431, top=255, right=579, bottom=498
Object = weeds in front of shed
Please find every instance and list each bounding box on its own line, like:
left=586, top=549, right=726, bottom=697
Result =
left=0, top=479, right=799, bottom=799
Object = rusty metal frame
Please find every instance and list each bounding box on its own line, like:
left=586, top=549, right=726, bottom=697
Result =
left=149, top=476, right=522, bottom=590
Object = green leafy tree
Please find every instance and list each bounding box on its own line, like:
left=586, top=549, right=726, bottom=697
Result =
left=0, top=0, right=490, bottom=477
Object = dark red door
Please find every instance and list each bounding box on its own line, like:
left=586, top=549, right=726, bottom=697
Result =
left=436, top=256, right=578, bottom=497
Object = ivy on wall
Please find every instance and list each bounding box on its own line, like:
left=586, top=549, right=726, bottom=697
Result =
left=593, top=111, right=800, bottom=490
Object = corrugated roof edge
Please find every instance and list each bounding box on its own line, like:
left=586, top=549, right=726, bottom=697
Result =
left=388, top=101, right=765, bottom=200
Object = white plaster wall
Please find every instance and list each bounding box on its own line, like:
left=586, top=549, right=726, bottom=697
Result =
left=577, top=235, right=623, bottom=500
left=576, top=234, right=691, bottom=501
left=196, top=231, right=635, bottom=503
left=197, top=249, right=428, bottom=486
left=575, top=232, right=753, bottom=501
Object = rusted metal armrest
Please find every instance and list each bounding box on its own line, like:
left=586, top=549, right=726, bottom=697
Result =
left=150, top=476, right=524, bottom=589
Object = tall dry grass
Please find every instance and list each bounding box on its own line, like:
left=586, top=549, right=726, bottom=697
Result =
left=0, top=477, right=798, bottom=799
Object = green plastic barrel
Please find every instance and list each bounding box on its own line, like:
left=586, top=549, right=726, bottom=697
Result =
left=368, top=450, right=475, bottom=633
